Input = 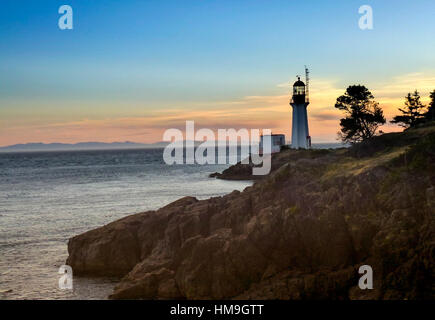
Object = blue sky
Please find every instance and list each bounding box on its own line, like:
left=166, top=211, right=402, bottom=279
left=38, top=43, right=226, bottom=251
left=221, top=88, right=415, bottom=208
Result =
left=1, top=0, right=435, bottom=144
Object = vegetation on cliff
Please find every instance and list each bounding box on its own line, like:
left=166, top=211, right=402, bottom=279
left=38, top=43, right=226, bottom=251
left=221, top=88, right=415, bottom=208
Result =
left=66, top=124, right=435, bottom=299
left=335, top=85, right=386, bottom=143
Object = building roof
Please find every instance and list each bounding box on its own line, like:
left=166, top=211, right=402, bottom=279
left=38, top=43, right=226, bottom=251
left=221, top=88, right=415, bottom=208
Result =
left=293, top=79, right=305, bottom=87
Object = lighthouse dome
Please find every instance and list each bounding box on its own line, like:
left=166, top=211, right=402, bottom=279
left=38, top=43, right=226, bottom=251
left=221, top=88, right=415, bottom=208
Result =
left=293, top=78, right=305, bottom=87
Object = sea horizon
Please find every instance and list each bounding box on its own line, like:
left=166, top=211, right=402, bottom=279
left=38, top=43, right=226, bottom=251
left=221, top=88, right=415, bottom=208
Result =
left=0, top=141, right=347, bottom=153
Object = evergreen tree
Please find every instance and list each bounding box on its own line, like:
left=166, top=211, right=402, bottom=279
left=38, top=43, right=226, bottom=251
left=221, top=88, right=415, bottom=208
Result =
left=425, top=90, right=435, bottom=121
left=391, top=90, right=427, bottom=128
left=335, top=85, right=386, bottom=143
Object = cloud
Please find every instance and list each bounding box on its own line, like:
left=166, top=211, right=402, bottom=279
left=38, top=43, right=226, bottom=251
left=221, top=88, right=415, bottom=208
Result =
left=2, top=71, right=434, bottom=146
left=374, top=72, right=435, bottom=98
left=310, top=111, right=341, bottom=121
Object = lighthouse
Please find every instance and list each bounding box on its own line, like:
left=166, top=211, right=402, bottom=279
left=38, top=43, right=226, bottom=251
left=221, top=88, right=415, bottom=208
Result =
left=290, top=68, right=311, bottom=149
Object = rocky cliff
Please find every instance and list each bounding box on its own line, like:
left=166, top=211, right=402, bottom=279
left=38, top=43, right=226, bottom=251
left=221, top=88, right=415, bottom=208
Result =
left=66, top=125, right=435, bottom=299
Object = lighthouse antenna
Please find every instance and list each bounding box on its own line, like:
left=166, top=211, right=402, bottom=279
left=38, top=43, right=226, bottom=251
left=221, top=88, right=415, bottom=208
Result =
left=305, top=66, right=310, bottom=103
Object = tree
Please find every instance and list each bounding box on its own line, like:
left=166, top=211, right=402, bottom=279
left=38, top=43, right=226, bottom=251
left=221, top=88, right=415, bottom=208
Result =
left=335, top=85, right=386, bottom=143
left=391, top=90, right=427, bottom=128
left=425, top=90, right=435, bottom=122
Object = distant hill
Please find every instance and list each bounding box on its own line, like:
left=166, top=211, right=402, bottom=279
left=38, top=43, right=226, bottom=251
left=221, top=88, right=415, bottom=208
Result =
left=0, top=141, right=345, bottom=153
left=0, top=140, right=226, bottom=152
left=0, top=141, right=169, bottom=152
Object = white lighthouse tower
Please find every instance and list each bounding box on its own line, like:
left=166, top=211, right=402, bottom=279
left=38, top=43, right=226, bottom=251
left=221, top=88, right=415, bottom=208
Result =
left=290, top=68, right=311, bottom=149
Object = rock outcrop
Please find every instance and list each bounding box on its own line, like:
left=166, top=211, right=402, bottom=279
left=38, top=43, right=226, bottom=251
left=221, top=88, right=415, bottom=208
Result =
left=209, top=148, right=333, bottom=180
left=66, top=125, right=435, bottom=299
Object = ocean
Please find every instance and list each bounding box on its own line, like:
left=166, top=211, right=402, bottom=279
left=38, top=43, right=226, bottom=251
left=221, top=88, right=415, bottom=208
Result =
left=0, top=148, right=253, bottom=299
left=0, top=143, right=343, bottom=300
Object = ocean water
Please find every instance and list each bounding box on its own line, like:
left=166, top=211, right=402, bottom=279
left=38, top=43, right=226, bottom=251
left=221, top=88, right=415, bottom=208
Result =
left=0, top=148, right=252, bottom=300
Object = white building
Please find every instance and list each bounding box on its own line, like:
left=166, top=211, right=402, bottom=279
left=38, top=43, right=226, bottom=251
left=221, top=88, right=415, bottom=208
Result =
left=259, top=134, right=286, bottom=154
left=290, top=76, right=311, bottom=149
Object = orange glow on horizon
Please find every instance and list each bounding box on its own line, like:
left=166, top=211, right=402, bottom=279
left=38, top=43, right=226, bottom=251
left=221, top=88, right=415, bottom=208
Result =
left=1, top=72, right=434, bottom=147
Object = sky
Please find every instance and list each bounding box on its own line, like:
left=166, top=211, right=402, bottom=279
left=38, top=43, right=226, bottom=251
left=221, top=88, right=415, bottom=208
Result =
left=1, top=0, right=435, bottom=146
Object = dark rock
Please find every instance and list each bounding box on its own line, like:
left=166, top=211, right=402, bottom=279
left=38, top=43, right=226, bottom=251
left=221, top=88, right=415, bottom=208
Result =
left=67, top=127, right=435, bottom=299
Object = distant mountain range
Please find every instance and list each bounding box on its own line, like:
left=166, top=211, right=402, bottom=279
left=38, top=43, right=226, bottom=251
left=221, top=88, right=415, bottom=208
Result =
left=0, top=140, right=236, bottom=152
left=0, top=141, right=344, bottom=152
left=0, top=141, right=170, bottom=152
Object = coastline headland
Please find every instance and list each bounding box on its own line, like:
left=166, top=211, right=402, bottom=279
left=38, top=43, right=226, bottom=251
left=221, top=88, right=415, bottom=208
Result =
left=66, top=124, right=435, bottom=299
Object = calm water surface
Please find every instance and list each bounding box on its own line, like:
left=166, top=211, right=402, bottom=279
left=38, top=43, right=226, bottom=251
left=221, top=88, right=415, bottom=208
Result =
left=0, top=148, right=252, bottom=299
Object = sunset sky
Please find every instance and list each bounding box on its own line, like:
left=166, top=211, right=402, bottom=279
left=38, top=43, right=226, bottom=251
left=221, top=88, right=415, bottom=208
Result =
left=1, top=0, right=435, bottom=146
